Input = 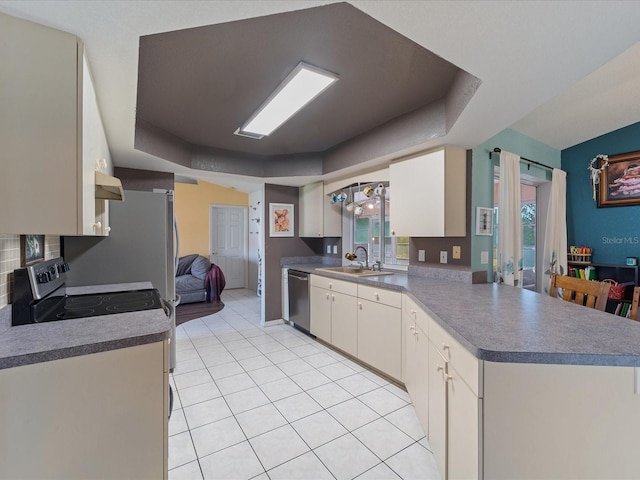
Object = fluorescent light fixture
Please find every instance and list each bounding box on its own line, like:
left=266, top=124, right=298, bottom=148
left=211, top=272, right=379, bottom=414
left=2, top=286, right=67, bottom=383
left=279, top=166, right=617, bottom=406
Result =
left=235, top=62, right=338, bottom=139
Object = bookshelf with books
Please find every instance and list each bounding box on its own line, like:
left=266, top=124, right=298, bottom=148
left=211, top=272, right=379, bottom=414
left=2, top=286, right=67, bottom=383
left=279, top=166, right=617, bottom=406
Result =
left=567, top=250, right=638, bottom=316
left=592, top=264, right=638, bottom=316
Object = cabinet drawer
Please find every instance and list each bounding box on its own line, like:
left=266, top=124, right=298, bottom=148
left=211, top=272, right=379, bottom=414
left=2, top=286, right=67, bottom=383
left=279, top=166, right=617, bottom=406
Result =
left=358, top=284, right=402, bottom=308
left=310, top=275, right=358, bottom=296
left=428, top=315, right=481, bottom=396
left=402, top=294, right=429, bottom=334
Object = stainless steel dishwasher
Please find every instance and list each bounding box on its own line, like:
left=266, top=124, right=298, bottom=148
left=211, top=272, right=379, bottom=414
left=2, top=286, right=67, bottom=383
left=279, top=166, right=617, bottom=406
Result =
left=287, top=270, right=311, bottom=333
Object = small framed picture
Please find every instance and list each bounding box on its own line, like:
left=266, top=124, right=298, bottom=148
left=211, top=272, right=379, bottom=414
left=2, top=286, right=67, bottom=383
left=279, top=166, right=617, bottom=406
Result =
left=269, top=203, right=294, bottom=237
left=475, top=207, right=494, bottom=236
left=20, top=234, right=45, bottom=266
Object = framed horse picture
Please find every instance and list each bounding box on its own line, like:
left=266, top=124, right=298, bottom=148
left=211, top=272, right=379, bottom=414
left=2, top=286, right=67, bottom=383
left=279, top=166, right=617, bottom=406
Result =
left=599, top=151, right=640, bottom=207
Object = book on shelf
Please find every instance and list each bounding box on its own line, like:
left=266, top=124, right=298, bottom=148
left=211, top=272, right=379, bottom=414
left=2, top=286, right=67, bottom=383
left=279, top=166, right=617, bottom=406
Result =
left=612, top=300, right=634, bottom=318
left=568, top=267, right=589, bottom=279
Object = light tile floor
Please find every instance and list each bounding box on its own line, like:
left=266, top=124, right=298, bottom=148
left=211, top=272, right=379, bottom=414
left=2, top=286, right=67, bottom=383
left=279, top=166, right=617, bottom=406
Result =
left=169, top=289, right=441, bottom=480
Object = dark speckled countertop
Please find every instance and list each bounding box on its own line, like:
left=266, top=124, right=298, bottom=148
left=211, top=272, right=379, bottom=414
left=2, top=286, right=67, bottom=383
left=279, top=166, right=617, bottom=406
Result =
left=0, top=282, right=170, bottom=370
left=286, top=264, right=640, bottom=367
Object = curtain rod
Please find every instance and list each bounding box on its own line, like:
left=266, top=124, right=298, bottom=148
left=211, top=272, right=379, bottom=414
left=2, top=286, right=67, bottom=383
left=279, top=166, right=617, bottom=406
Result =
left=490, top=147, right=557, bottom=173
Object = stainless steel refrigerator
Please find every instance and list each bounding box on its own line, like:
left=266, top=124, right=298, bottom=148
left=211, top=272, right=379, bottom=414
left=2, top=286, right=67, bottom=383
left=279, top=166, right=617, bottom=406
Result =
left=63, top=189, right=179, bottom=369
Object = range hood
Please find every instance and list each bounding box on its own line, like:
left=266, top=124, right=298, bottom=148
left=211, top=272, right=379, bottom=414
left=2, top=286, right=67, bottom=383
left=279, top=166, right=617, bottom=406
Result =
left=95, top=171, right=125, bottom=201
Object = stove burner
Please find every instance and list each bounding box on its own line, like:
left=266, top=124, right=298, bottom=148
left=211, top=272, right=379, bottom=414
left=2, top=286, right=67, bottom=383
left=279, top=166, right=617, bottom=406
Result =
left=35, top=289, right=164, bottom=323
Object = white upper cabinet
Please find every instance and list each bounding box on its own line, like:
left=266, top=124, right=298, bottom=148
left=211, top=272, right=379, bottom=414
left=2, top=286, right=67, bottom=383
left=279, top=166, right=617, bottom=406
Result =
left=0, top=13, right=112, bottom=235
left=299, top=182, right=342, bottom=237
left=390, top=146, right=466, bottom=237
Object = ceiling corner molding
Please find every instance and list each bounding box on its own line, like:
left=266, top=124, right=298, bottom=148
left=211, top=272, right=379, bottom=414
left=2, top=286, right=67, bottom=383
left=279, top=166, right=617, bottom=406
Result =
left=446, top=71, right=482, bottom=133
left=134, top=118, right=192, bottom=168
left=323, top=100, right=448, bottom=175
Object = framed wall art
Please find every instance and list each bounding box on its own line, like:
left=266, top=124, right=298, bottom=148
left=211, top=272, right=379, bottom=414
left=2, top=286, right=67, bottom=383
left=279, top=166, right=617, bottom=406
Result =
left=598, top=150, right=640, bottom=207
left=475, top=207, right=494, bottom=236
left=269, top=203, right=294, bottom=237
left=20, top=234, right=45, bottom=266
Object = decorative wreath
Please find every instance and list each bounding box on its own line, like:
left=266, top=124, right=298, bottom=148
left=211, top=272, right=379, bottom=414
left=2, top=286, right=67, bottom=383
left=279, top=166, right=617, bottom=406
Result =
left=588, top=154, right=609, bottom=201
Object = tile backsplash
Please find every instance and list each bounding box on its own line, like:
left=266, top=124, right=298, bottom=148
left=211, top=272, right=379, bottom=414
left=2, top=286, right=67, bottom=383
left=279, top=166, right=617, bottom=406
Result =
left=0, top=235, right=60, bottom=308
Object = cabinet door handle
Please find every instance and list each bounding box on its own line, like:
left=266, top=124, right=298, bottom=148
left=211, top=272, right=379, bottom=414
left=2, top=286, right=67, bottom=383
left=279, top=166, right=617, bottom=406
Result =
left=325, top=293, right=330, bottom=300
left=446, top=374, right=453, bottom=382
left=437, top=365, right=444, bottom=372
left=374, top=292, right=380, bottom=300
left=411, top=309, right=417, bottom=319
left=332, top=295, right=335, bottom=302
left=358, top=302, right=363, bottom=310
left=409, top=324, right=416, bottom=331
left=93, top=221, right=102, bottom=230
left=443, top=344, right=451, bottom=352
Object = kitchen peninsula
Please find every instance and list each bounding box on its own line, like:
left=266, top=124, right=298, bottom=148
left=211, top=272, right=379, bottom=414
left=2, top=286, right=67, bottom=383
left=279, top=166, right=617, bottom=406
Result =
left=0, top=282, right=171, bottom=480
left=287, top=264, right=640, bottom=479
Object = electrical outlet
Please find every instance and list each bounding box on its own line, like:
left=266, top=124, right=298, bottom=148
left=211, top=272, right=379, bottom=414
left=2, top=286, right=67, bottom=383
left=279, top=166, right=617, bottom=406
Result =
left=452, top=246, right=461, bottom=260
left=327, top=245, right=331, bottom=254
left=332, top=245, right=338, bottom=254
left=440, top=251, right=447, bottom=263
left=481, top=251, right=489, bottom=264
left=418, top=249, right=426, bottom=262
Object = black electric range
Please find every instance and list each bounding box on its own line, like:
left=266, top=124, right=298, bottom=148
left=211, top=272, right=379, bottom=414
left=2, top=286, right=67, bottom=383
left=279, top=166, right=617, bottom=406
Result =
left=12, top=257, right=164, bottom=326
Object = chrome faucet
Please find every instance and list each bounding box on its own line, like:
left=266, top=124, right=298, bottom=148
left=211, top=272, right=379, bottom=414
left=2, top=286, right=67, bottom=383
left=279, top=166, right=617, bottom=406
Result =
left=345, top=246, right=369, bottom=269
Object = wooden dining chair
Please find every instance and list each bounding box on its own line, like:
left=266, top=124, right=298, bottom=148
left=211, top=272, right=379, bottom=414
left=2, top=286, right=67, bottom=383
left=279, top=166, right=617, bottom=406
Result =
left=630, top=286, right=639, bottom=321
left=549, top=273, right=610, bottom=311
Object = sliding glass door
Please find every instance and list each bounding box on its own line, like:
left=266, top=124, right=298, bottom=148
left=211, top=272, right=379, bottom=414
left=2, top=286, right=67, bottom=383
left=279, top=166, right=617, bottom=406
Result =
left=493, top=181, right=538, bottom=290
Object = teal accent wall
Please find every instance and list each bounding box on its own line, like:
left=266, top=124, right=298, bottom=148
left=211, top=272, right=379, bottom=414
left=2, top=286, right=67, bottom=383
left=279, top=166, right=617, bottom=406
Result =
left=562, top=121, right=640, bottom=264
left=471, top=129, right=561, bottom=276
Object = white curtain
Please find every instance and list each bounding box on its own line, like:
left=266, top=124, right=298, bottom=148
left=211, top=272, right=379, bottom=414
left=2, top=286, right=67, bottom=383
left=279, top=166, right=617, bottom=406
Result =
left=542, top=168, right=568, bottom=293
left=497, top=151, right=523, bottom=287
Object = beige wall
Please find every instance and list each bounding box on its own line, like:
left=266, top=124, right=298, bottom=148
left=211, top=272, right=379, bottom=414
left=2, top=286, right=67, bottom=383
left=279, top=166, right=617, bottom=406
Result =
left=175, top=181, right=249, bottom=258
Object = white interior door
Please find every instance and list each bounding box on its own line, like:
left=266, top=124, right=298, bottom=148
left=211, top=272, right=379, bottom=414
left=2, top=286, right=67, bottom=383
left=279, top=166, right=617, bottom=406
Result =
left=210, top=205, right=248, bottom=289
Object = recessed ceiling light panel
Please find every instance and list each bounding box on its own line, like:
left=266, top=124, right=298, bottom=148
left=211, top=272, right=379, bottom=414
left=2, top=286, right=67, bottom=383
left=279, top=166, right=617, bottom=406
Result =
left=235, top=62, right=338, bottom=139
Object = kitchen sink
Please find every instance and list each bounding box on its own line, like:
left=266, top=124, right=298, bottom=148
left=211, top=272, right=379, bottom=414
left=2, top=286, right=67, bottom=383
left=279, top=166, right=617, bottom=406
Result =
left=316, top=266, right=394, bottom=277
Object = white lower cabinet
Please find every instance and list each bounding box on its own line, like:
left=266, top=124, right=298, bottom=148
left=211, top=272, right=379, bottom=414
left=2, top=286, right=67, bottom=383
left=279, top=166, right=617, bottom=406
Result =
left=310, top=276, right=357, bottom=352
left=0, top=341, right=168, bottom=479
left=483, top=361, right=640, bottom=479
left=427, top=340, right=480, bottom=480
left=331, top=291, right=358, bottom=356
left=310, top=279, right=482, bottom=478
left=404, top=293, right=481, bottom=480
left=310, top=275, right=402, bottom=380
left=357, top=298, right=401, bottom=380
left=447, top=363, right=480, bottom=480
left=310, top=285, right=332, bottom=342
left=428, top=343, right=448, bottom=477
left=403, top=305, right=429, bottom=431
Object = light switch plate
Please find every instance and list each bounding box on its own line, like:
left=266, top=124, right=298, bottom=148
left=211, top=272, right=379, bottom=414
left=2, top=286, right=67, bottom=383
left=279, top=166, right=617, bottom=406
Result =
left=481, top=251, right=489, bottom=264
left=327, top=245, right=331, bottom=254
left=418, top=249, right=426, bottom=262
left=452, top=246, right=461, bottom=259
left=440, top=251, right=447, bottom=263
left=332, top=245, right=338, bottom=254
